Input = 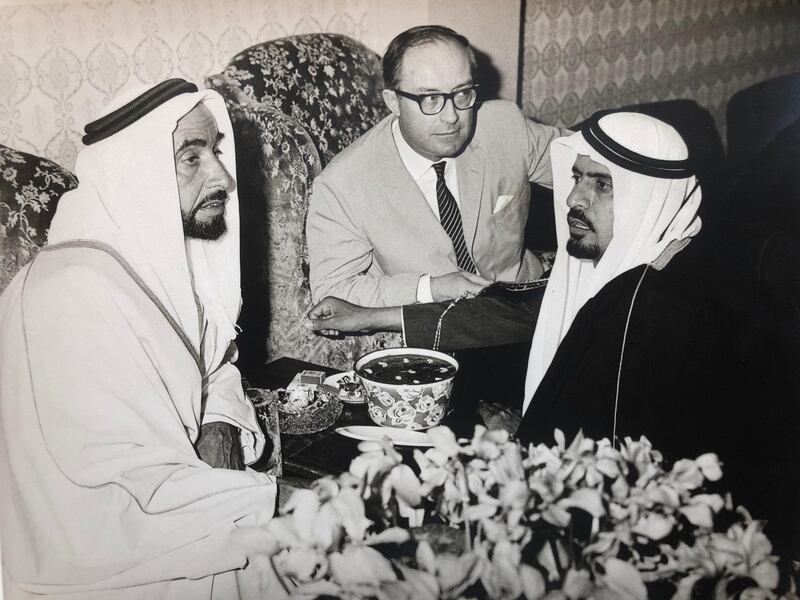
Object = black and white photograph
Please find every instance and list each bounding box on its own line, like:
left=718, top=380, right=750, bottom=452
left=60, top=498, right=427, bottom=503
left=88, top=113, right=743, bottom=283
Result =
left=1, top=0, right=799, bottom=598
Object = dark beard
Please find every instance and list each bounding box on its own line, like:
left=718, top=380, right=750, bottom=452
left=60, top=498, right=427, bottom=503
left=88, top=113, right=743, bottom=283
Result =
left=566, top=236, right=602, bottom=260
left=182, top=190, right=228, bottom=240
left=565, top=206, right=601, bottom=260
left=183, top=213, right=227, bottom=240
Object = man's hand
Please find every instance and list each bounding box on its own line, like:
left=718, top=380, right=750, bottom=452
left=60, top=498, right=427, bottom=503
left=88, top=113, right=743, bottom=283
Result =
left=430, top=271, right=491, bottom=302
left=305, top=297, right=402, bottom=336
left=196, top=421, right=244, bottom=470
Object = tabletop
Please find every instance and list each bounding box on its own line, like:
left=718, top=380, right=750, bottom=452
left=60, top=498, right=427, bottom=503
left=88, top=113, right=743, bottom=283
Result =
left=245, top=356, right=485, bottom=481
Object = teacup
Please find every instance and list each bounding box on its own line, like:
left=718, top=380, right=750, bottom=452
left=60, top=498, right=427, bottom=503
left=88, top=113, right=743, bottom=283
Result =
left=354, top=348, right=458, bottom=430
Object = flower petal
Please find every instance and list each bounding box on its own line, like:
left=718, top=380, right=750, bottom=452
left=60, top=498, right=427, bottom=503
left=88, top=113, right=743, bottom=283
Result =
left=602, top=558, right=647, bottom=600
left=427, top=426, right=462, bottom=457
left=631, top=512, right=674, bottom=540
left=520, top=563, right=547, bottom=600
left=695, top=453, right=723, bottom=481
left=561, top=487, right=605, bottom=518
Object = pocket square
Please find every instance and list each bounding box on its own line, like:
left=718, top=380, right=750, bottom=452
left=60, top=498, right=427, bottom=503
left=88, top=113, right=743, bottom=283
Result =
left=493, top=195, right=515, bottom=214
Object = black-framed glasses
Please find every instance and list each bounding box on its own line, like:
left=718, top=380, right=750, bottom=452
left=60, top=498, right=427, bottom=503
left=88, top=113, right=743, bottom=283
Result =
left=393, top=85, right=480, bottom=115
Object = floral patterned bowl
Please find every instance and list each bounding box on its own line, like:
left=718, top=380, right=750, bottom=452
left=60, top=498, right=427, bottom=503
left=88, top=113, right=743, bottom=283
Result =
left=354, top=348, right=458, bottom=430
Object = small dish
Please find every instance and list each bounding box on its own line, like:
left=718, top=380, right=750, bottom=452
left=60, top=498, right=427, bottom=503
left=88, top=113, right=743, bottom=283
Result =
left=324, top=371, right=366, bottom=405
left=335, top=425, right=434, bottom=447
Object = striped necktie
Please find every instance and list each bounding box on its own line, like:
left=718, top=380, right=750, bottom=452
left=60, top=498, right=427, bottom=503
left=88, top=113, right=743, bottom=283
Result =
left=432, top=161, right=477, bottom=273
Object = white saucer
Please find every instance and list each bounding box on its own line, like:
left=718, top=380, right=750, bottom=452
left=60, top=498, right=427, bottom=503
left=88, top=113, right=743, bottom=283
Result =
left=335, top=425, right=434, bottom=447
left=324, top=371, right=366, bottom=405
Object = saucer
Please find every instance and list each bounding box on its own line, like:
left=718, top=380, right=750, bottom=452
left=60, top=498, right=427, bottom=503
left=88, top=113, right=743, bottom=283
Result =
left=335, top=425, right=434, bottom=447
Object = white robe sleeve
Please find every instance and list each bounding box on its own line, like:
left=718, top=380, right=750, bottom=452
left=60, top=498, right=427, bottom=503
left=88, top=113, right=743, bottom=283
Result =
left=202, top=344, right=265, bottom=465
left=3, top=256, right=278, bottom=593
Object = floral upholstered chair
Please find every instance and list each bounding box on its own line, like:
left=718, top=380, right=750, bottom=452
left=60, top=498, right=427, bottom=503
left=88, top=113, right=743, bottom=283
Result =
left=0, top=145, right=77, bottom=292
left=207, top=33, right=401, bottom=373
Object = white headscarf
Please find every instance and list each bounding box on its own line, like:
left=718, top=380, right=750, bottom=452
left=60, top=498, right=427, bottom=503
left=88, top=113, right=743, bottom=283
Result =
left=523, top=112, right=702, bottom=412
left=47, top=85, right=240, bottom=373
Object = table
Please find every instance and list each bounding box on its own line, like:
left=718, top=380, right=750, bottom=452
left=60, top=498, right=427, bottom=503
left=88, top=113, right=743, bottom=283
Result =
left=245, top=356, right=485, bottom=481
left=246, top=356, right=366, bottom=479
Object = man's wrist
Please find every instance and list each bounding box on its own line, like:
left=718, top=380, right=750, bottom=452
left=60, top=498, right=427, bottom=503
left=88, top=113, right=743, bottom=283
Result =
left=368, top=307, right=403, bottom=332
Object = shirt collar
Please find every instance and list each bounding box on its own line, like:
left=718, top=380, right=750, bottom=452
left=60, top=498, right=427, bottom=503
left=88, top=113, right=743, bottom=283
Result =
left=392, top=118, right=448, bottom=181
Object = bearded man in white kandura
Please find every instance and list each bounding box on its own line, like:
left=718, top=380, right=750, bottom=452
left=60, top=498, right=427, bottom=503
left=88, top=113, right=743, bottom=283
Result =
left=0, top=79, right=286, bottom=599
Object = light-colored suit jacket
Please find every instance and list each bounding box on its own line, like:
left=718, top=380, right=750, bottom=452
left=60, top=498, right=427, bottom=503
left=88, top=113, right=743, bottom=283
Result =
left=307, top=100, right=565, bottom=307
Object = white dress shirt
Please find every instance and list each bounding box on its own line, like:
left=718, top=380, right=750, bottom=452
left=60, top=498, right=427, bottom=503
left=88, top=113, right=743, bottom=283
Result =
left=392, top=119, right=462, bottom=302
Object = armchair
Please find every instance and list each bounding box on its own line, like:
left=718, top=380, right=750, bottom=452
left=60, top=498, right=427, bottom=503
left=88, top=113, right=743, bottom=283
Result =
left=207, top=34, right=402, bottom=374
left=0, top=145, right=77, bottom=291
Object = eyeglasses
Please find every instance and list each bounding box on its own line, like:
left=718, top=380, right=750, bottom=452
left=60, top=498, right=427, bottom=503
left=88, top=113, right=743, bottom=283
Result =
left=393, top=85, right=480, bottom=115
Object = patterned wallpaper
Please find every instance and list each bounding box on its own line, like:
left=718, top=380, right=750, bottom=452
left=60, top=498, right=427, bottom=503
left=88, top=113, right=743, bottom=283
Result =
left=521, top=0, right=800, bottom=141
left=0, top=0, right=425, bottom=170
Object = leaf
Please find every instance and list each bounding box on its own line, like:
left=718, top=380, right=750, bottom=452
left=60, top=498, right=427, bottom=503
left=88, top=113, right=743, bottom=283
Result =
left=602, top=558, right=647, bottom=600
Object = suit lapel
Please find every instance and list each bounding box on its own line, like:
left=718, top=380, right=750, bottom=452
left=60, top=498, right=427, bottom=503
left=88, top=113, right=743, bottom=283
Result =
left=375, top=119, right=447, bottom=231
left=457, top=139, right=486, bottom=252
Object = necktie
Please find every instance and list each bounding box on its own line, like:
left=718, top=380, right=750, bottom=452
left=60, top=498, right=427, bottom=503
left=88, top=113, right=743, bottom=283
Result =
left=432, top=161, right=477, bottom=273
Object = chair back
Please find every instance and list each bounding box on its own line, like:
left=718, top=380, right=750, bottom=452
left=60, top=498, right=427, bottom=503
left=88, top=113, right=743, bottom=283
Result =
left=208, top=34, right=399, bottom=373
left=0, top=145, right=77, bottom=292
left=223, top=33, right=388, bottom=167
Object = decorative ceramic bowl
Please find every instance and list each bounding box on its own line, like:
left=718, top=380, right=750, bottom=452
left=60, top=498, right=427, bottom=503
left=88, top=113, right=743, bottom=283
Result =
left=354, top=348, right=458, bottom=430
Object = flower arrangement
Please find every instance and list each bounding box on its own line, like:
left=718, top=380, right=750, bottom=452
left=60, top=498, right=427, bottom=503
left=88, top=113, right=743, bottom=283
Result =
left=264, top=426, right=797, bottom=599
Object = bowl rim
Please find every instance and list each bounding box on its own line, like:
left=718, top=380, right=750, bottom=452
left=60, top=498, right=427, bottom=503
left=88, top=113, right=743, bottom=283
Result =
left=353, top=347, right=459, bottom=389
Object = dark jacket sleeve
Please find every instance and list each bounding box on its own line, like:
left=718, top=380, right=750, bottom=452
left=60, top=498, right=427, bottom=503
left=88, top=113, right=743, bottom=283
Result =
left=402, top=286, right=545, bottom=350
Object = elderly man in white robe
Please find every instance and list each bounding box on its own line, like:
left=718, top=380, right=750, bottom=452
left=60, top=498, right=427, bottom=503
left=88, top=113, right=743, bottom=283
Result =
left=0, top=80, right=285, bottom=599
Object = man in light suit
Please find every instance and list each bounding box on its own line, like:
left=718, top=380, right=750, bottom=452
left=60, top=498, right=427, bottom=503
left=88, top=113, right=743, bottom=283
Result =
left=307, top=25, right=567, bottom=307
